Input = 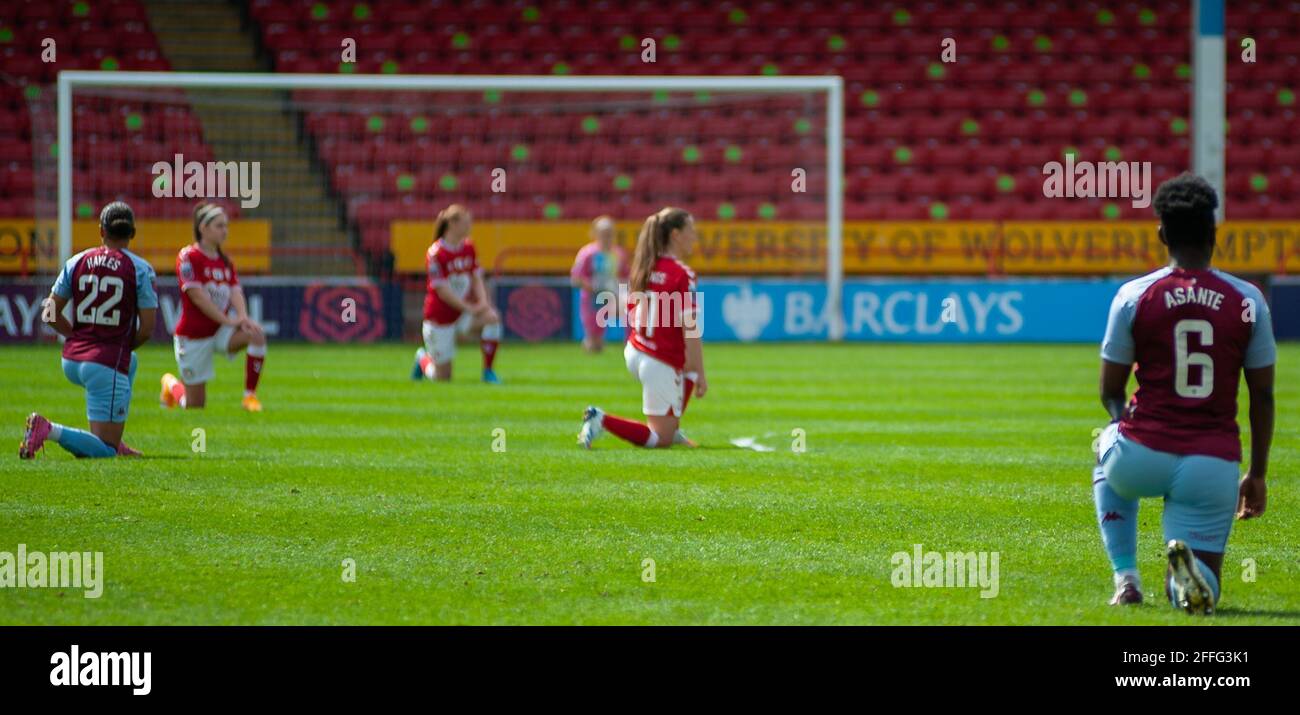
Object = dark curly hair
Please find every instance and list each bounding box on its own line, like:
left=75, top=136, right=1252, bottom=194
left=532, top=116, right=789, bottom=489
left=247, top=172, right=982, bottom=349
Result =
left=99, top=201, right=135, bottom=240
left=1153, top=172, right=1218, bottom=253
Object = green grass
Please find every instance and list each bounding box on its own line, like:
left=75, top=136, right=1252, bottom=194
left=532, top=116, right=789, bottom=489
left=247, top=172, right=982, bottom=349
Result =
left=2, top=342, right=1297, bottom=625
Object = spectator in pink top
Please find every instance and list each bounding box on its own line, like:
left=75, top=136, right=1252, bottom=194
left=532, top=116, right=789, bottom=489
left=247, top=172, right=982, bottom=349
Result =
left=571, top=216, right=629, bottom=353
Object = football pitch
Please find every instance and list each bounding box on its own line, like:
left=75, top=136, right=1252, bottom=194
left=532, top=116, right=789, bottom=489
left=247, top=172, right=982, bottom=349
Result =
left=3, top=342, right=1297, bottom=625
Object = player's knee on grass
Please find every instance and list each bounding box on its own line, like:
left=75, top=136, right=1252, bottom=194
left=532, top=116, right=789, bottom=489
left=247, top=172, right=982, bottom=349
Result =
left=185, top=382, right=207, bottom=408
left=88, top=421, right=125, bottom=450
left=646, top=415, right=678, bottom=448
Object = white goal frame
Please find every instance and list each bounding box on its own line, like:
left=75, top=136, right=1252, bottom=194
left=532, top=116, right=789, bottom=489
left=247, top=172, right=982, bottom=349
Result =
left=57, top=71, right=846, bottom=339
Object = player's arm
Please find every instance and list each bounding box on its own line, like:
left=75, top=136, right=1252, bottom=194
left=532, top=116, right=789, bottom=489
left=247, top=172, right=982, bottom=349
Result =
left=467, top=269, right=499, bottom=321
left=570, top=254, right=594, bottom=292
left=184, top=285, right=238, bottom=327
left=1097, top=289, right=1135, bottom=422
left=1238, top=294, right=1277, bottom=519
left=682, top=279, right=706, bottom=397
left=685, top=334, right=707, bottom=397
left=132, top=261, right=158, bottom=349
left=1238, top=365, right=1274, bottom=519
left=433, top=280, right=473, bottom=313
left=227, top=285, right=263, bottom=336
left=1099, top=360, right=1132, bottom=422
left=43, top=293, right=73, bottom=338
left=132, top=308, right=156, bottom=349
left=229, top=284, right=249, bottom=322
left=46, top=258, right=76, bottom=337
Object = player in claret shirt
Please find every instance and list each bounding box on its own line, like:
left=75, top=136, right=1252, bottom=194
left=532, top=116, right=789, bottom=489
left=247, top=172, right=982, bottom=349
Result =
left=20, top=202, right=157, bottom=459
left=410, top=204, right=502, bottom=383
left=160, top=203, right=269, bottom=412
left=1092, top=173, right=1276, bottom=615
left=578, top=207, right=706, bottom=449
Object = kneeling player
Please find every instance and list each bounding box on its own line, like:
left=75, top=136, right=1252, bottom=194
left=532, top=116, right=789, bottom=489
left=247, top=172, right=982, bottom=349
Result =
left=21, top=202, right=156, bottom=459
left=578, top=207, right=705, bottom=449
left=160, top=203, right=268, bottom=411
left=1092, top=174, right=1275, bottom=614
left=411, top=204, right=502, bottom=383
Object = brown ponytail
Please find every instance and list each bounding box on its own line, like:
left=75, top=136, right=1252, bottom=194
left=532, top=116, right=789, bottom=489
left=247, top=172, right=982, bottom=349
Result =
left=629, top=207, right=690, bottom=293
left=435, top=203, right=469, bottom=241
left=193, top=202, right=230, bottom=265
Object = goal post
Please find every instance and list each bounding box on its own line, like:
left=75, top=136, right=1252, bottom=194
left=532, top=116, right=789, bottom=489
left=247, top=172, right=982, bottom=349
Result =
left=54, top=70, right=846, bottom=339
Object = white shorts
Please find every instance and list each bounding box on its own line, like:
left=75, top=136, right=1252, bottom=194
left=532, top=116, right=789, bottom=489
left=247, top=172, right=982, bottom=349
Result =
left=422, top=317, right=470, bottom=364
left=174, top=324, right=236, bottom=385
left=624, top=341, right=682, bottom=417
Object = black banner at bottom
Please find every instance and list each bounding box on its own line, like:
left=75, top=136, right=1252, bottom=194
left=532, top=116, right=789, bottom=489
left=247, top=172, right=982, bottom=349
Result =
left=0, top=626, right=1291, bottom=701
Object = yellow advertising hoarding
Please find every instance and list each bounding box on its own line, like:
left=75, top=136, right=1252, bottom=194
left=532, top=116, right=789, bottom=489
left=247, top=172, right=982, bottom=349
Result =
left=391, top=221, right=1006, bottom=274
left=0, top=219, right=272, bottom=275
left=998, top=222, right=1300, bottom=274
left=392, top=220, right=1300, bottom=275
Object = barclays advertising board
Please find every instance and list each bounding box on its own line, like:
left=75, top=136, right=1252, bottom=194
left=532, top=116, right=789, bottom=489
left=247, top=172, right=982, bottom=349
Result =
left=694, top=278, right=1129, bottom=342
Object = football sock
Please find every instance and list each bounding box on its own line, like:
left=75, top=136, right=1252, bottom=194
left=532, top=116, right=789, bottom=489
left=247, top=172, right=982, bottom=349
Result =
left=681, top=370, right=698, bottom=415
left=1093, top=477, right=1138, bottom=574
left=418, top=350, right=435, bottom=379
left=481, top=322, right=501, bottom=371
left=163, top=374, right=187, bottom=407
left=52, top=423, right=117, bottom=458
left=601, top=413, right=658, bottom=447
left=245, top=343, right=266, bottom=394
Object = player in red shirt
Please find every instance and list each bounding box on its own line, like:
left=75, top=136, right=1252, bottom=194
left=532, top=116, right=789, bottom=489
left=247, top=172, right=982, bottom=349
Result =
left=578, top=207, right=706, bottom=449
left=411, top=204, right=502, bottom=383
left=160, top=203, right=269, bottom=411
left=21, top=202, right=156, bottom=459
left=1093, top=174, right=1275, bottom=614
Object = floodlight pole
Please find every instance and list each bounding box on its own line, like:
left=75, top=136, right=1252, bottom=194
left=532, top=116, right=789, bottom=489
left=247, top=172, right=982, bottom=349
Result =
left=1192, top=0, right=1226, bottom=221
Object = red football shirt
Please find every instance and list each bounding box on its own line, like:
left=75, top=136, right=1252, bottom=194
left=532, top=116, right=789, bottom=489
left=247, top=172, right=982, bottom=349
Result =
left=1100, top=266, right=1277, bottom=462
left=627, top=255, right=697, bottom=370
left=174, top=244, right=239, bottom=339
left=423, top=238, right=481, bottom=325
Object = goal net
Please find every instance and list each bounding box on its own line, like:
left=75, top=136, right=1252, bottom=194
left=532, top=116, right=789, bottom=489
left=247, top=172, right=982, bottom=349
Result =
left=23, top=72, right=844, bottom=340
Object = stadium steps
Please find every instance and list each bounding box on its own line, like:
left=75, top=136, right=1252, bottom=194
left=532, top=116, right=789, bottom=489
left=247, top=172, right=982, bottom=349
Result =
left=143, top=0, right=357, bottom=276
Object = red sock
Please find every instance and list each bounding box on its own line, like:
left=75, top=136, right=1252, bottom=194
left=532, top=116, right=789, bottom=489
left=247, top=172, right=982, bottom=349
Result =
left=481, top=340, right=498, bottom=370
left=601, top=413, right=657, bottom=447
left=418, top=351, right=434, bottom=377
left=245, top=353, right=264, bottom=393
left=170, top=381, right=186, bottom=405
